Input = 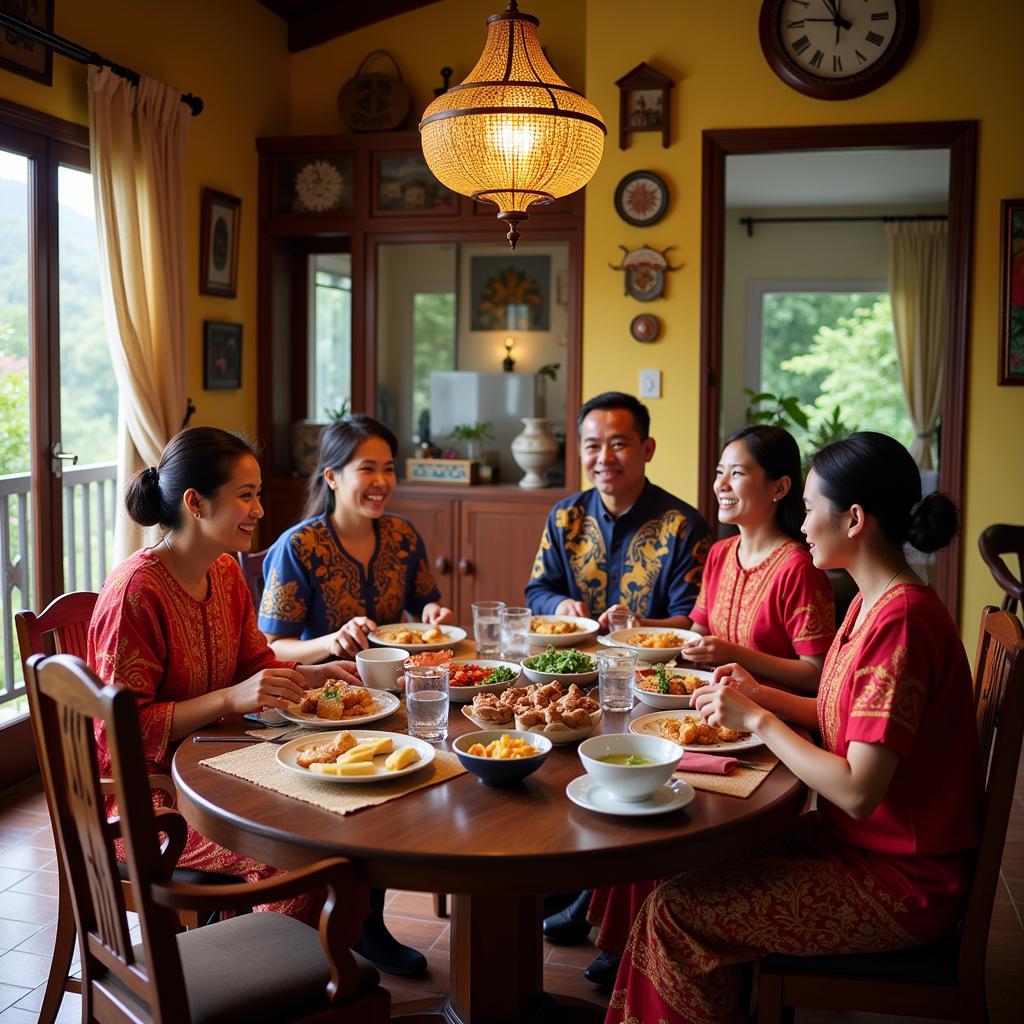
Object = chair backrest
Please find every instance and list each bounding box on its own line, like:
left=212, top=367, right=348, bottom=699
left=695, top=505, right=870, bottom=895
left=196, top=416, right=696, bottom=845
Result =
left=960, top=607, right=1024, bottom=982
left=15, top=591, right=99, bottom=665
left=237, top=549, right=267, bottom=610
left=978, top=524, right=1024, bottom=614
left=24, top=653, right=191, bottom=1020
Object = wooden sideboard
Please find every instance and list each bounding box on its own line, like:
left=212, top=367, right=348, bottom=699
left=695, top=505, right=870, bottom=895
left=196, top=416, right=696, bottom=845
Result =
left=260, top=478, right=562, bottom=622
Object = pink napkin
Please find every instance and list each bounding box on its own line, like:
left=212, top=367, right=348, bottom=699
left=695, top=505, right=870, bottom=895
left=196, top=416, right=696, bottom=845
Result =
left=677, top=751, right=738, bottom=775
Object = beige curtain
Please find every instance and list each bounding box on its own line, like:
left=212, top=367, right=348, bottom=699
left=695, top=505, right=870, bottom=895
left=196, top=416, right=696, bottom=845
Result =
left=886, top=220, right=948, bottom=470
left=88, top=66, right=190, bottom=560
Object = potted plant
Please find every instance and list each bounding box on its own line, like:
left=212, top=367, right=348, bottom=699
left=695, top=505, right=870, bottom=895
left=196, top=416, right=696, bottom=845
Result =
left=291, top=397, right=350, bottom=476
left=447, top=421, right=494, bottom=462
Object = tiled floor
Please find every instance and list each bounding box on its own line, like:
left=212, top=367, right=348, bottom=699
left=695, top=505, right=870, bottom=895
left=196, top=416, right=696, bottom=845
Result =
left=1, top=770, right=1022, bottom=1024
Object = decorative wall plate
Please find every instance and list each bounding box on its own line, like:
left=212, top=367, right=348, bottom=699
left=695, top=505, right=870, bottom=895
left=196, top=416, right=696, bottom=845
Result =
left=630, top=314, right=661, bottom=343
left=615, top=171, right=668, bottom=227
left=610, top=245, right=682, bottom=302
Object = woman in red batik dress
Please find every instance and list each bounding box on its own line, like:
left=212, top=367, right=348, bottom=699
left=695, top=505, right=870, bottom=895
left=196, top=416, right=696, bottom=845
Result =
left=88, top=427, right=365, bottom=932
left=606, top=431, right=983, bottom=1024
left=584, top=426, right=835, bottom=988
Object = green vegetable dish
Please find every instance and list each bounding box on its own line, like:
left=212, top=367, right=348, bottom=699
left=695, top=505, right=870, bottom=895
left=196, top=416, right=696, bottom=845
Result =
left=483, top=666, right=517, bottom=684
left=527, top=645, right=597, bottom=674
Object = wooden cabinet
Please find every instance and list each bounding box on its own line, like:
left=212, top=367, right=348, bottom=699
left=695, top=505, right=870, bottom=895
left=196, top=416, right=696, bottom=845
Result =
left=388, top=485, right=557, bottom=622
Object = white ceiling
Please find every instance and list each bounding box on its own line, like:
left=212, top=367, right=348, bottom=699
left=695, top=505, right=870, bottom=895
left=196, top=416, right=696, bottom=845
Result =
left=726, top=148, right=950, bottom=209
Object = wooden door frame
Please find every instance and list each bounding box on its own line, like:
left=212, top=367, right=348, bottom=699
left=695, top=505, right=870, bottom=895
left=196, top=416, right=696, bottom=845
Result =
left=699, top=121, right=977, bottom=623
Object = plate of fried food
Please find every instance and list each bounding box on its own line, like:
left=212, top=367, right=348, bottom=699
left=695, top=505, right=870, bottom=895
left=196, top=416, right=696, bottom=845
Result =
left=368, top=623, right=468, bottom=652
left=447, top=659, right=522, bottom=702
left=527, top=615, right=600, bottom=647
left=629, top=710, right=763, bottom=752
left=462, top=680, right=601, bottom=744
left=277, top=729, right=435, bottom=783
left=634, top=664, right=716, bottom=709
left=279, top=683, right=400, bottom=728
left=608, top=626, right=701, bottom=663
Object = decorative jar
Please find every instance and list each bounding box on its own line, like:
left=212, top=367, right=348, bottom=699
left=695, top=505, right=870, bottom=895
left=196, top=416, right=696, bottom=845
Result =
left=510, top=417, right=558, bottom=489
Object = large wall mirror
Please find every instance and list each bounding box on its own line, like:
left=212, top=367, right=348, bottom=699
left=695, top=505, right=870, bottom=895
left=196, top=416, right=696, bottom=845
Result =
left=700, top=122, right=978, bottom=619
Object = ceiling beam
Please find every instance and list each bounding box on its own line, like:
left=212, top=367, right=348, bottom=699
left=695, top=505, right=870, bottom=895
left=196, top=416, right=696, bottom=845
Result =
left=286, top=0, right=445, bottom=53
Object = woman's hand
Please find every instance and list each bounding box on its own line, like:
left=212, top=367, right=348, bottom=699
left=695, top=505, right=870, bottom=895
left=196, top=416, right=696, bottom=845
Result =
left=555, top=598, right=590, bottom=618
left=692, top=678, right=765, bottom=735
left=422, top=603, right=454, bottom=625
left=227, top=667, right=308, bottom=714
left=681, top=634, right=739, bottom=665
left=299, top=660, right=363, bottom=688
left=328, top=616, right=378, bottom=657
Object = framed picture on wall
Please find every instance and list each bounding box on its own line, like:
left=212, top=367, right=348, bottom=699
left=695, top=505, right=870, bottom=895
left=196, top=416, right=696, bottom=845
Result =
left=203, top=321, right=242, bottom=389
left=373, top=151, right=458, bottom=215
left=0, top=0, right=53, bottom=85
left=998, top=197, right=1024, bottom=385
left=199, top=189, right=241, bottom=298
left=468, top=254, right=551, bottom=332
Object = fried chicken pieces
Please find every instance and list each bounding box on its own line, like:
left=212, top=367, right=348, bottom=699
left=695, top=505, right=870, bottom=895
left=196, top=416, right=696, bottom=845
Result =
left=470, top=681, right=598, bottom=731
left=297, top=683, right=376, bottom=720
left=657, top=714, right=745, bottom=745
left=295, top=730, right=357, bottom=768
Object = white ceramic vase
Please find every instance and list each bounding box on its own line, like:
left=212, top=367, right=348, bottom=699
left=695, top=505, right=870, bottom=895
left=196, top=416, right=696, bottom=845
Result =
left=510, top=417, right=558, bottom=489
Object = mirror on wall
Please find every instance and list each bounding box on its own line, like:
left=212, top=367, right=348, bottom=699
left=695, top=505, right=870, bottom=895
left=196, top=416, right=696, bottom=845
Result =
left=375, top=239, right=570, bottom=484
left=720, top=147, right=951, bottom=584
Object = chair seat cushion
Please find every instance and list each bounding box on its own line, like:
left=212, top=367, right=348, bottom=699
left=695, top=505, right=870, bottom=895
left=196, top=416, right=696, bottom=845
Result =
left=761, top=932, right=958, bottom=986
left=134, top=912, right=379, bottom=1023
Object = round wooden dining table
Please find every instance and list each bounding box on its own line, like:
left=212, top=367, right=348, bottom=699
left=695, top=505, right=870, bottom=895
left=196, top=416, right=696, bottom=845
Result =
left=172, top=649, right=805, bottom=1024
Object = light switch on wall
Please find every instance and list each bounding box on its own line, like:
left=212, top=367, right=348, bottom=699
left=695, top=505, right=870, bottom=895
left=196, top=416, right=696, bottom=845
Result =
left=639, top=368, right=661, bottom=398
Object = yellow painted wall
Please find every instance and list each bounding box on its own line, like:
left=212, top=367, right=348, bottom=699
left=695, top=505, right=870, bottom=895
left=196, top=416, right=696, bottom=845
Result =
left=0, top=0, right=289, bottom=436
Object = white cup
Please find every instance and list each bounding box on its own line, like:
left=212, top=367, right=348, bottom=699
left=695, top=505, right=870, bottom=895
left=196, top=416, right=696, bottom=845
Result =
left=355, top=647, right=410, bottom=692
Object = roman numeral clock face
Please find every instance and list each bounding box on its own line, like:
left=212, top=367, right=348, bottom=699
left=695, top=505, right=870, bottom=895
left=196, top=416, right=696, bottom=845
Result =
left=759, top=0, right=919, bottom=100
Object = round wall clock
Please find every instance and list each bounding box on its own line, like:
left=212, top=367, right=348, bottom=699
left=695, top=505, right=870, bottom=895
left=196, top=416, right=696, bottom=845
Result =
left=759, top=0, right=919, bottom=101
left=614, top=171, right=669, bottom=227
left=630, top=314, right=660, bottom=343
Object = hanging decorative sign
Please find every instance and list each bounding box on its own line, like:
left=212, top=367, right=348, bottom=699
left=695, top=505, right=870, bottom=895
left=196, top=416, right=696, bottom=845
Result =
left=338, top=50, right=411, bottom=132
left=610, top=245, right=682, bottom=302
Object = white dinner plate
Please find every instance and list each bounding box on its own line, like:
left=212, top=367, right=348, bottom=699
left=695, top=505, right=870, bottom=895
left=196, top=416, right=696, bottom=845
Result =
left=368, top=625, right=467, bottom=652
left=279, top=688, right=401, bottom=728
left=527, top=615, right=600, bottom=647
left=633, top=667, right=716, bottom=709
left=607, top=627, right=701, bottom=663
left=565, top=774, right=695, bottom=816
left=629, top=710, right=764, bottom=752
left=447, top=659, right=522, bottom=702
left=276, top=729, right=435, bottom=784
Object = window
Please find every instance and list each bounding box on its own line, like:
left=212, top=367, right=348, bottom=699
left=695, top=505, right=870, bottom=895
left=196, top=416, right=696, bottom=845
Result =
left=309, top=253, right=352, bottom=420
left=411, top=291, right=456, bottom=442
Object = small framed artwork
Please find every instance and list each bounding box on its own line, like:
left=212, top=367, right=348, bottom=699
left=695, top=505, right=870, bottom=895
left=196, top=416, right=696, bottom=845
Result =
left=203, top=321, right=242, bottom=390
left=273, top=154, right=354, bottom=217
left=614, top=171, right=669, bottom=227
left=469, top=254, right=551, bottom=331
left=998, top=197, right=1024, bottom=385
left=373, top=151, right=458, bottom=215
left=199, top=189, right=241, bottom=298
left=615, top=62, right=674, bottom=150
left=0, top=0, right=53, bottom=85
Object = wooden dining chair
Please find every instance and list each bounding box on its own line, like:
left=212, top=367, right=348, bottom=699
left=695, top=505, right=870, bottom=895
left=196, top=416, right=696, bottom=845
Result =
left=23, top=651, right=390, bottom=1024
left=756, top=606, right=1024, bottom=1024
left=16, top=593, right=241, bottom=1024
left=238, top=547, right=269, bottom=609
left=978, top=524, right=1024, bottom=615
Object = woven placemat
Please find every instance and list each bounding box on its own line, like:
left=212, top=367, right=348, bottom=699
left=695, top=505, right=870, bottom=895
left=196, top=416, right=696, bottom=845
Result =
left=199, top=741, right=465, bottom=815
left=245, top=703, right=410, bottom=740
left=674, top=747, right=779, bottom=798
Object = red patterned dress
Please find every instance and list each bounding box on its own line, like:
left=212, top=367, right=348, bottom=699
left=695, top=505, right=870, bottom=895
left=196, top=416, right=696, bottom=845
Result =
left=606, top=583, right=982, bottom=1024
left=589, top=537, right=835, bottom=955
left=89, top=549, right=362, bottom=931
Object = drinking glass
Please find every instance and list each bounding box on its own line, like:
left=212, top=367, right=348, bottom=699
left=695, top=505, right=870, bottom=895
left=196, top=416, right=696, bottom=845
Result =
left=597, top=648, right=638, bottom=712
left=606, top=606, right=636, bottom=634
left=405, top=664, right=450, bottom=743
left=500, top=606, right=532, bottom=663
left=471, top=600, right=505, bottom=658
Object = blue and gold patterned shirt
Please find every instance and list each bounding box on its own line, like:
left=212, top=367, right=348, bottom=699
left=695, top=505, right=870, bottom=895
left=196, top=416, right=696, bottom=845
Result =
left=525, top=481, right=710, bottom=619
left=257, top=514, right=441, bottom=639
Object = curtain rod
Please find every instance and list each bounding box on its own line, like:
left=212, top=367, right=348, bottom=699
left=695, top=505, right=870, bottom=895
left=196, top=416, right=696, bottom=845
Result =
left=0, top=12, right=203, bottom=116
left=739, top=213, right=946, bottom=238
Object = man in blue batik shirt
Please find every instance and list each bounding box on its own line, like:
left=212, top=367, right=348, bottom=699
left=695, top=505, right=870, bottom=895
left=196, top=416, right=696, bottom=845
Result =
left=525, top=391, right=710, bottom=630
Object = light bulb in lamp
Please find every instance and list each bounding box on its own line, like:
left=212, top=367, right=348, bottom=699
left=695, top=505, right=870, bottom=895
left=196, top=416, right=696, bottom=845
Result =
left=419, top=0, right=606, bottom=249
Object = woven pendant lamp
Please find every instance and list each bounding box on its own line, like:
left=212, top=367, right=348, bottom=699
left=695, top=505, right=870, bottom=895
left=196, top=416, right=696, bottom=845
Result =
left=419, top=0, right=606, bottom=249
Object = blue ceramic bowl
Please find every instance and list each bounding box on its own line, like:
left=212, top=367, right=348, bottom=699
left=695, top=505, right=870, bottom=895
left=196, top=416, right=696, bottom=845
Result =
left=453, top=730, right=552, bottom=786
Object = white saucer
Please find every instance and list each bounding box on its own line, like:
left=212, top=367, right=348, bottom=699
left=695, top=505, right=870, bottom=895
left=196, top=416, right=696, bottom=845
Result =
left=565, top=774, right=695, bottom=816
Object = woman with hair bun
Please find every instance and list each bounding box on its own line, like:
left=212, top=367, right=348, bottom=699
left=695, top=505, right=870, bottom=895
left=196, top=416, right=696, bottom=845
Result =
left=259, top=414, right=451, bottom=662
left=607, top=432, right=983, bottom=1024
left=89, top=427, right=364, bottom=929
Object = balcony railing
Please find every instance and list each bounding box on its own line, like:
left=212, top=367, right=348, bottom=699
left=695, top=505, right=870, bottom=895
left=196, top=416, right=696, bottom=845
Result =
left=0, top=462, right=118, bottom=710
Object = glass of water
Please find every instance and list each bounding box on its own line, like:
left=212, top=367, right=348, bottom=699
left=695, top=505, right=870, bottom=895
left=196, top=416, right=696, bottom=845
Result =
left=471, top=601, right=505, bottom=658
left=606, top=606, right=636, bottom=634
left=405, top=664, right=450, bottom=743
left=500, top=606, right=532, bottom=663
left=597, top=648, right=638, bottom=712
